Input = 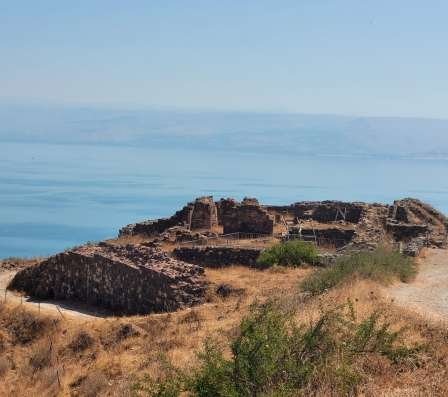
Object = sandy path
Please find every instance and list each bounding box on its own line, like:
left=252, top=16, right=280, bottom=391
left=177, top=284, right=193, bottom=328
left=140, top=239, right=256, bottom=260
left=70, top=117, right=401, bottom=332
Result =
left=386, top=248, right=448, bottom=323
left=0, top=270, right=106, bottom=319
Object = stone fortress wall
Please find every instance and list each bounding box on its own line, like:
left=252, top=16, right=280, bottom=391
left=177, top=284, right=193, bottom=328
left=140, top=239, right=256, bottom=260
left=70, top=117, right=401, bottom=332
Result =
left=8, top=243, right=207, bottom=315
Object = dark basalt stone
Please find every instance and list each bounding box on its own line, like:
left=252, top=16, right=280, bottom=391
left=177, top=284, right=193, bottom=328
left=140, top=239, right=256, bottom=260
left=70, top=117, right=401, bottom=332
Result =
left=8, top=243, right=207, bottom=315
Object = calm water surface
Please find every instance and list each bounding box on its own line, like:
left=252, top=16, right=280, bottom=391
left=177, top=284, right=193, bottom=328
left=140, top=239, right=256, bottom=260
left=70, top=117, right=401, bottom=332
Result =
left=1, top=142, right=447, bottom=258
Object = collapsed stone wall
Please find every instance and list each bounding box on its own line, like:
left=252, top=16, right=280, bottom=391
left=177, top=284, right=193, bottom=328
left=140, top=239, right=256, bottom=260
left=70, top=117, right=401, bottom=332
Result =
left=119, top=196, right=218, bottom=236
left=190, top=196, right=218, bottom=230
left=8, top=243, right=207, bottom=315
left=347, top=204, right=390, bottom=250
left=119, top=206, right=191, bottom=236
left=387, top=198, right=448, bottom=247
left=341, top=199, right=448, bottom=256
left=265, top=201, right=365, bottom=224
left=386, top=223, right=428, bottom=240
left=219, top=198, right=274, bottom=235
left=173, top=246, right=264, bottom=268
left=291, top=227, right=356, bottom=248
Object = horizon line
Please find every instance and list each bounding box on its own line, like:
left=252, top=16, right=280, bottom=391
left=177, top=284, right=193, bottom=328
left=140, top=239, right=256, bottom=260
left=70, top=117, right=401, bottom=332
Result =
left=1, top=97, right=448, bottom=122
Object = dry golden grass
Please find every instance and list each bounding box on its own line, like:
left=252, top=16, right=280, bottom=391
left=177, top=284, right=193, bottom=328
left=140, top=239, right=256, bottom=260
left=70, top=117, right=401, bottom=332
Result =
left=106, top=235, right=153, bottom=246
left=0, top=256, right=43, bottom=272
left=0, top=264, right=448, bottom=396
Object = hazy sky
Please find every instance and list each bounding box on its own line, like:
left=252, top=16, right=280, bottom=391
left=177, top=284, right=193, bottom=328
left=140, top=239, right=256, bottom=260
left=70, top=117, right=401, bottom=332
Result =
left=2, top=1, right=448, bottom=117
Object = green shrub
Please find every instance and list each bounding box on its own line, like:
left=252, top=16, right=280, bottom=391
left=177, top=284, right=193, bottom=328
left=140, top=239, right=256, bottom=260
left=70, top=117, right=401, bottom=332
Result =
left=145, top=300, right=419, bottom=396
left=190, top=340, right=238, bottom=397
left=257, top=240, right=318, bottom=267
left=300, top=247, right=416, bottom=295
left=132, top=365, right=184, bottom=397
left=231, top=302, right=295, bottom=396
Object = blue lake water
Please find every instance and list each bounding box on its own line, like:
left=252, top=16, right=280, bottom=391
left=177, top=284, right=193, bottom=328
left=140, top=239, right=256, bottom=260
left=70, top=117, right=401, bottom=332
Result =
left=1, top=141, right=448, bottom=258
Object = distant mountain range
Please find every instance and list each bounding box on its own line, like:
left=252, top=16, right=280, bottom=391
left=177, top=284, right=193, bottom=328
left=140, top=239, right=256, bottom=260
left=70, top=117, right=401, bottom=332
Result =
left=1, top=103, right=448, bottom=158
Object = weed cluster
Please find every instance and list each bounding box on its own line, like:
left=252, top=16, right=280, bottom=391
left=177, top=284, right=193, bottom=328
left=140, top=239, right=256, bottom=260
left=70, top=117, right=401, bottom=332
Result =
left=1, top=308, right=54, bottom=345
left=67, top=331, right=95, bottom=353
left=300, top=247, right=416, bottom=295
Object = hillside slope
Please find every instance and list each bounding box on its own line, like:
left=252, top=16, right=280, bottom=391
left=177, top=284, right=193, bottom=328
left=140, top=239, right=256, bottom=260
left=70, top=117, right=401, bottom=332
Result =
left=2, top=103, right=448, bottom=158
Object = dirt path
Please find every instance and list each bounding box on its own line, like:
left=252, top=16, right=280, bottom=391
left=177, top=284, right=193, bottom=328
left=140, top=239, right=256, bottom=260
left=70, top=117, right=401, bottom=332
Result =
left=385, top=248, right=448, bottom=323
left=0, top=270, right=106, bottom=320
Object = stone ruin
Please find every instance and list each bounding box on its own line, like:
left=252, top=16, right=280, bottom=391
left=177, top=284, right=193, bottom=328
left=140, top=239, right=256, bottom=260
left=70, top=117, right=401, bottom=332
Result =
left=191, top=196, right=219, bottom=230
left=120, top=196, right=447, bottom=256
left=173, top=246, right=264, bottom=269
left=119, top=196, right=218, bottom=236
left=7, top=195, right=447, bottom=315
left=267, top=198, right=447, bottom=255
left=218, top=197, right=274, bottom=235
left=385, top=198, right=448, bottom=255
left=120, top=196, right=275, bottom=236
left=8, top=242, right=207, bottom=315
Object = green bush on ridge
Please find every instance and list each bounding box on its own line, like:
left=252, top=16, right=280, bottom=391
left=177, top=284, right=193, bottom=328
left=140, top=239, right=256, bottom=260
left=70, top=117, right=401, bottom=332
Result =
left=256, top=240, right=318, bottom=268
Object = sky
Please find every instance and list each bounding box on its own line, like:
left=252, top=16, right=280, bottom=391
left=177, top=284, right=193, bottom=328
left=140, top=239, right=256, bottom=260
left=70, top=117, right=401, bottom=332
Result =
left=1, top=1, right=448, bottom=118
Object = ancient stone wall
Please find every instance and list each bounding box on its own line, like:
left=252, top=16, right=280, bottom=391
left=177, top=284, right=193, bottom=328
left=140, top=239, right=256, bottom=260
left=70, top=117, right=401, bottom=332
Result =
left=8, top=243, right=207, bottom=315
left=190, top=196, right=218, bottom=230
left=386, top=223, right=428, bottom=240
left=173, top=246, right=264, bottom=268
left=119, top=205, right=192, bottom=236
left=219, top=198, right=274, bottom=235
left=295, top=228, right=356, bottom=248
left=348, top=204, right=390, bottom=248
left=265, top=201, right=365, bottom=224
left=388, top=198, right=448, bottom=247
left=119, top=196, right=218, bottom=236
left=174, top=246, right=337, bottom=268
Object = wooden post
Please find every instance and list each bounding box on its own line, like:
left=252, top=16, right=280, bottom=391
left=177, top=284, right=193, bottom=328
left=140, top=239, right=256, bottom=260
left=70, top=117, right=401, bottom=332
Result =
left=56, top=306, right=65, bottom=319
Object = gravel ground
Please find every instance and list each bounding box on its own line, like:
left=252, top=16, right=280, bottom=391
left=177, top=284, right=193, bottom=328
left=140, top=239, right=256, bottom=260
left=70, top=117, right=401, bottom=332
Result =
left=0, top=270, right=105, bottom=319
left=386, top=248, right=448, bottom=323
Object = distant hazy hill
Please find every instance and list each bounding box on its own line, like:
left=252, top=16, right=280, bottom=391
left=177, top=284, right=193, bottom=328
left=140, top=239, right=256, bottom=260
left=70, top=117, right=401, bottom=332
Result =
left=1, top=103, right=448, bottom=158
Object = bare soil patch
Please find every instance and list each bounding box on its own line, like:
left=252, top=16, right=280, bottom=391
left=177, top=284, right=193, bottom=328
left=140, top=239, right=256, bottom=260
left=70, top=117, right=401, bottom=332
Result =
left=385, top=248, right=448, bottom=323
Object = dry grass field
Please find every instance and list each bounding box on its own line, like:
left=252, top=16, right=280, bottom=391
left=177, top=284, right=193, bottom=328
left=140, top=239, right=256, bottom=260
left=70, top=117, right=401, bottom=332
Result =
left=1, top=255, right=448, bottom=396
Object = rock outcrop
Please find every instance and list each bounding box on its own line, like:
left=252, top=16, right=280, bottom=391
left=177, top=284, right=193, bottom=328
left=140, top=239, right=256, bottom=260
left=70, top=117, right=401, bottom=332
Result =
left=8, top=243, right=207, bottom=315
